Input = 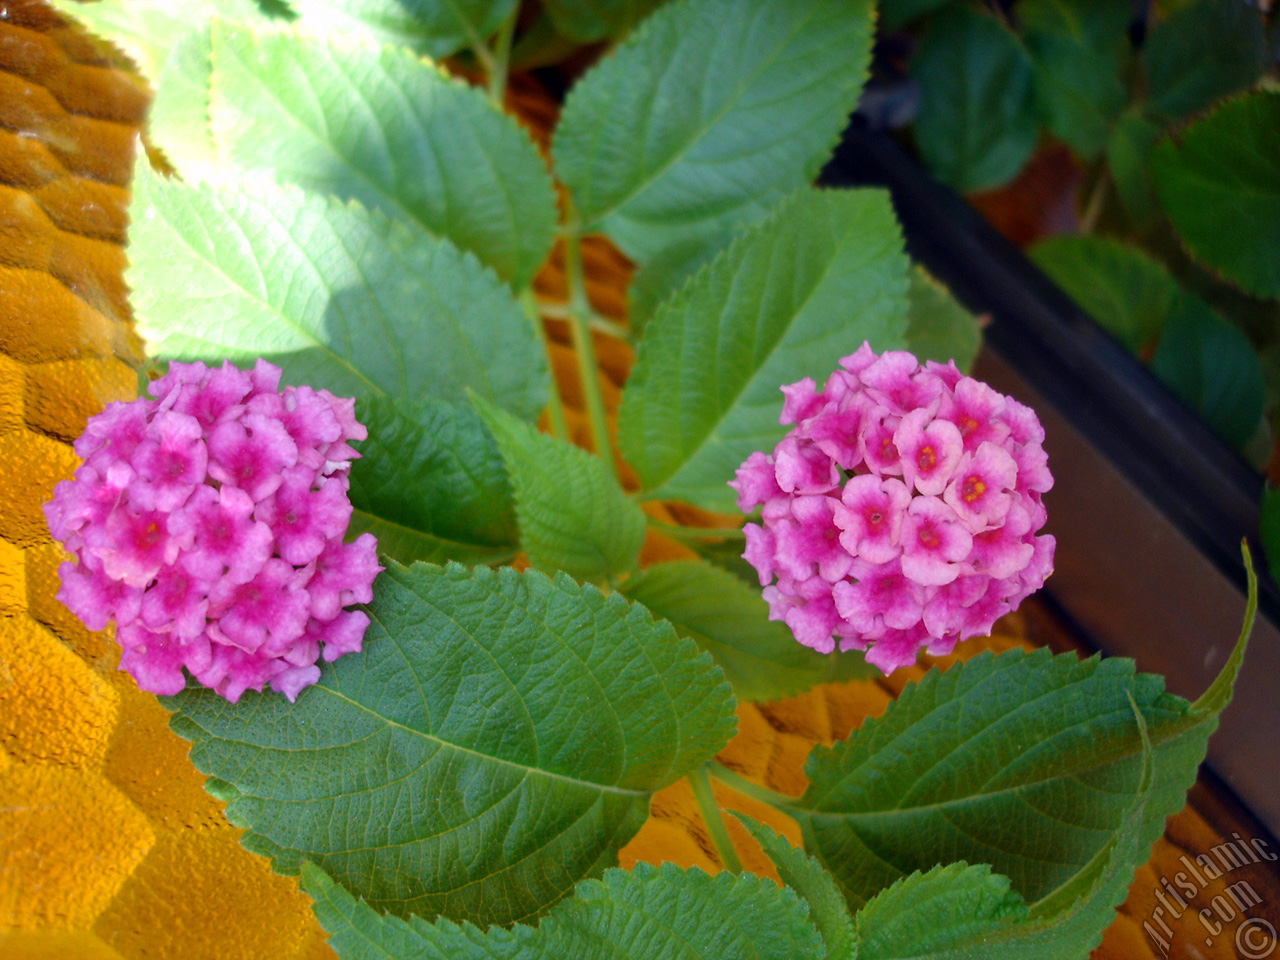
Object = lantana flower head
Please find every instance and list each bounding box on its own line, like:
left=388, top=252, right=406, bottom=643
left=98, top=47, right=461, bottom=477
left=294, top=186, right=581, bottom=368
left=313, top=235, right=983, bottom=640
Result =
left=45, top=360, right=382, bottom=702
left=731, top=343, right=1054, bottom=674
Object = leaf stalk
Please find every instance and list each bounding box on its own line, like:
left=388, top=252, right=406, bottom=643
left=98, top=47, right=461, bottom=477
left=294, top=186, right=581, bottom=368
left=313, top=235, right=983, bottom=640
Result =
left=707, top=761, right=798, bottom=809
left=563, top=220, right=618, bottom=481
left=689, top=766, right=743, bottom=873
left=520, top=287, right=570, bottom=441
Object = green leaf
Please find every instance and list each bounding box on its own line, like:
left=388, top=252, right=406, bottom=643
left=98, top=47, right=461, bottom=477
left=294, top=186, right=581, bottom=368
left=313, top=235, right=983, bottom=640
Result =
left=785, top=594, right=1254, bottom=918
left=848, top=695, right=1165, bottom=959
left=1019, top=0, right=1131, bottom=160
left=618, top=188, right=910, bottom=512
left=1142, top=0, right=1266, bottom=122
left=1105, top=109, right=1163, bottom=228
left=1029, top=235, right=1179, bottom=351
left=471, top=396, right=647, bottom=581
left=626, top=236, right=723, bottom=334
left=346, top=397, right=518, bottom=566
left=879, top=0, right=957, bottom=31
left=854, top=863, right=1028, bottom=960
left=169, top=562, right=737, bottom=925
left=552, top=0, right=875, bottom=262
left=903, top=267, right=981, bottom=371
left=1261, top=484, right=1280, bottom=593
left=208, top=24, right=556, bottom=286
left=1150, top=294, right=1266, bottom=449
left=304, top=860, right=825, bottom=960
left=541, top=0, right=670, bottom=42
left=47, top=1, right=263, bottom=179
left=127, top=164, right=546, bottom=419
left=620, top=561, right=874, bottom=703
left=285, top=0, right=519, bottom=59
left=911, top=6, right=1038, bottom=192
left=47, top=0, right=263, bottom=82
left=734, top=814, right=856, bottom=960
left=148, top=26, right=222, bottom=179
left=1152, top=91, right=1280, bottom=299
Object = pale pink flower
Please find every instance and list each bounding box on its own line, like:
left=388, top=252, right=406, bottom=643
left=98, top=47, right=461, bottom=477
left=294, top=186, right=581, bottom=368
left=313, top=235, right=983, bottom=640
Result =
left=733, top=343, right=1053, bottom=672
left=44, top=360, right=382, bottom=703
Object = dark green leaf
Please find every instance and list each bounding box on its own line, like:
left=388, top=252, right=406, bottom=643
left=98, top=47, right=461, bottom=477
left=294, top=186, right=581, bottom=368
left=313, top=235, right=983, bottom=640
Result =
left=285, top=0, right=519, bottom=59
left=904, top=267, right=981, bottom=371
left=1152, top=91, right=1280, bottom=299
left=1262, top=485, right=1280, bottom=593
left=472, top=396, right=647, bottom=581
left=618, top=188, right=910, bottom=512
left=304, top=860, right=825, bottom=960
left=1142, top=0, right=1266, bottom=122
left=208, top=24, right=556, bottom=286
left=1150, top=294, right=1266, bottom=449
left=1029, top=234, right=1179, bottom=351
left=553, top=0, right=875, bottom=262
left=621, top=561, right=874, bottom=703
left=1020, top=0, right=1131, bottom=160
left=346, top=397, right=517, bottom=566
left=785, top=598, right=1254, bottom=916
left=880, top=0, right=957, bottom=31
left=169, top=562, right=737, bottom=925
left=541, top=0, right=670, bottom=42
left=127, top=164, right=546, bottom=419
left=911, top=6, right=1038, bottom=192
left=734, top=814, right=856, bottom=960
left=855, top=863, right=1027, bottom=960
left=1105, top=109, right=1163, bottom=228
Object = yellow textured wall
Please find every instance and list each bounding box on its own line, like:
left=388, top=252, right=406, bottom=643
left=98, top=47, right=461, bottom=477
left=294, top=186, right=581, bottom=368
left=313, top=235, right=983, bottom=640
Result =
left=0, top=5, right=1268, bottom=960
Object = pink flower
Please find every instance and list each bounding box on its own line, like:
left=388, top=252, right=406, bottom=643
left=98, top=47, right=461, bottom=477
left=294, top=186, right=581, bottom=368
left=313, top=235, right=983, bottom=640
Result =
left=901, top=497, right=972, bottom=586
left=833, top=475, right=910, bottom=564
left=894, top=409, right=963, bottom=496
left=942, top=442, right=1017, bottom=532
left=733, top=343, right=1053, bottom=672
left=773, top=496, right=854, bottom=583
left=44, top=360, right=382, bottom=703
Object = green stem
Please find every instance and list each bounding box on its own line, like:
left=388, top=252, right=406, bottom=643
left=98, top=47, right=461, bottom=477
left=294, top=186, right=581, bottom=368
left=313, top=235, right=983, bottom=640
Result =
left=538, top=303, right=631, bottom=341
left=1077, top=160, right=1110, bottom=235
left=520, top=288, right=569, bottom=441
left=646, top=517, right=746, bottom=541
left=689, top=766, right=743, bottom=873
left=563, top=222, right=617, bottom=480
left=708, top=761, right=798, bottom=809
left=486, top=6, right=518, bottom=105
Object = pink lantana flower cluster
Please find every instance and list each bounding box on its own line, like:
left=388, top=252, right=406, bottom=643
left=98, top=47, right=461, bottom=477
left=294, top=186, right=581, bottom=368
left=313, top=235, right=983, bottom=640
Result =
left=731, top=343, right=1054, bottom=674
left=44, top=360, right=382, bottom=702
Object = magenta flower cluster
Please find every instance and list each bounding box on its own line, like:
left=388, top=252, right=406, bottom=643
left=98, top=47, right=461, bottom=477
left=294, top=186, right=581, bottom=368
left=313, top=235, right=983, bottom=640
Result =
left=44, top=360, right=382, bottom=702
left=731, top=343, right=1054, bottom=674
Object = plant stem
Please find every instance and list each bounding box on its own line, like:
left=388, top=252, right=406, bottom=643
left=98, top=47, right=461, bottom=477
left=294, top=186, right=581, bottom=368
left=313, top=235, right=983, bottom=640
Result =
left=688, top=766, right=743, bottom=873
left=486, top=6, right=518, bottom=105
left=646, top=517, right=746, bottom=541
left=538, top=303, right=631, bottom=341
left=1079, top=165, right=1110, bottom=235
left=563, top=222, right=617, bottom=480
left=707, top=761, right=798, bottom=809
left=520, top=288, right=569, bottom=441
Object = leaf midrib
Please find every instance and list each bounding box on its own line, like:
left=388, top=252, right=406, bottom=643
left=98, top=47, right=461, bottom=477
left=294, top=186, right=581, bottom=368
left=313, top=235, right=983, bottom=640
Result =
left=312, top=678, right=649, bottom=800
left=788, top=706, right=1204, bottom=822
